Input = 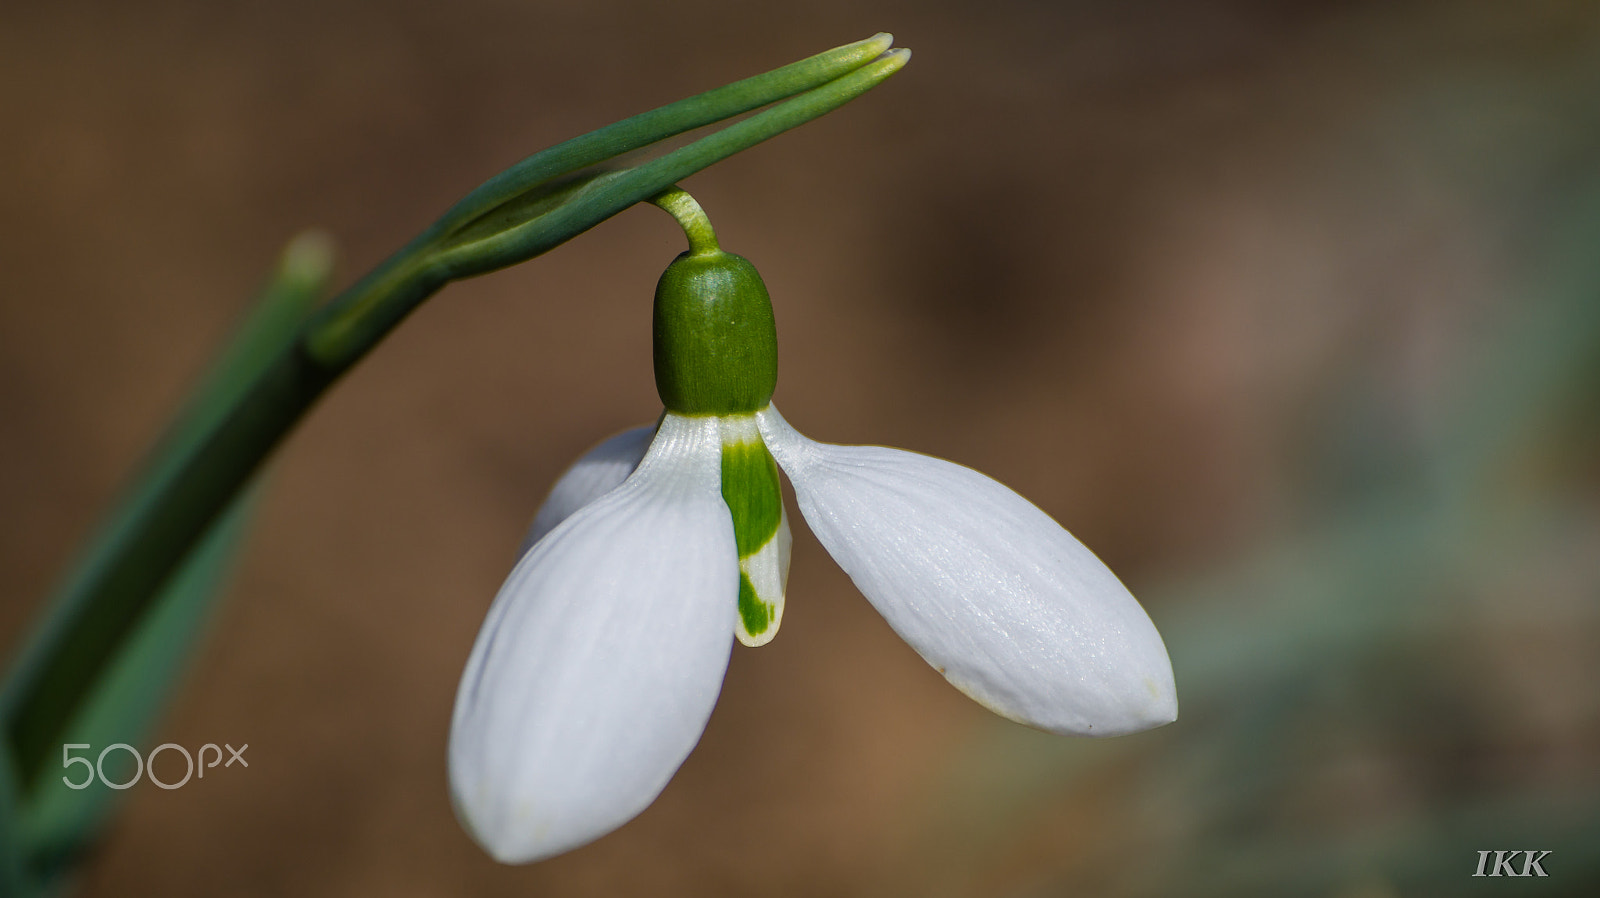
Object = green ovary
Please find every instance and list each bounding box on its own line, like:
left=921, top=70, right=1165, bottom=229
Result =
left=653, top=251, right=778, bottom=415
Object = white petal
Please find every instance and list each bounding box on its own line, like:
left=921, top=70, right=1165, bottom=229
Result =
left=450, top=414, right=738, bottom=863
left=758, top=406, right=1176, bottom=737
left=519, top=424, right=656, bottom=555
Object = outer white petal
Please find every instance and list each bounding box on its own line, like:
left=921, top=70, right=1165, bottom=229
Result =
left=450, top=414, right=738, bottom=863
left=757, top=406, right=1176, bottom=737
left=519, top=424, right=656, bottom=555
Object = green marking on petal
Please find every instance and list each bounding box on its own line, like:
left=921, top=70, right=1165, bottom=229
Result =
left=721, top=415, right=787, bottom=647
left=721, top=438, right=782, bottom=558
left=737, top=572, right=771, bottom=636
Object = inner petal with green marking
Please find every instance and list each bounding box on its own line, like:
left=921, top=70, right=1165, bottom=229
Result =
left=719, top=414, right=791, bottom=646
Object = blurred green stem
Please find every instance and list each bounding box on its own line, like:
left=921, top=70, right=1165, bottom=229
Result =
left=0, top=233, right=331, bottom=895
left=1, top=34, right=907, bottom=790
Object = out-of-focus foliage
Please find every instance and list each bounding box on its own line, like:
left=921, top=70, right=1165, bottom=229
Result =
left=902, top=32, right=1600, bottom=896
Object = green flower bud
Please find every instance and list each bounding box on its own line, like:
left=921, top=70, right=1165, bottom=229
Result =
left=653, top=250, right=778, bottom=415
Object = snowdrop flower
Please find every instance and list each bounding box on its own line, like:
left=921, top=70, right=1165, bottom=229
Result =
left=449, top=190, right=1176, bottom=864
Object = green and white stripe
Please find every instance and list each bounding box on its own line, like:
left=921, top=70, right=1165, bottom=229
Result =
left=719, top=414, right=790, bottom=646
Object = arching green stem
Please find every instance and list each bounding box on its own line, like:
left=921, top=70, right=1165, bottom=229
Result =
left=1, top=36, right=909, bottom=807
left=651, top=188, right=721, bottom=256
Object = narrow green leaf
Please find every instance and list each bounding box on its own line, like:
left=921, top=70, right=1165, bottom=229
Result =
left=19, top=494, right=253, bottom=887
left=305, top=38, right=908, bottom=366
left=430, top=32, right=895, bottom=239
left=1, top=234, right=331, bottom=796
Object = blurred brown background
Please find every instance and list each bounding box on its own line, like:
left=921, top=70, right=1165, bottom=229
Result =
left=3, top=1, right=1598, bottom=895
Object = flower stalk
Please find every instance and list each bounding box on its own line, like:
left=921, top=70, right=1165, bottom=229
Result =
left=2, top=35, right=909, bottom=809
